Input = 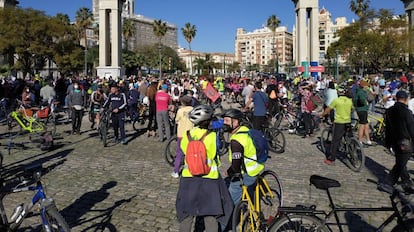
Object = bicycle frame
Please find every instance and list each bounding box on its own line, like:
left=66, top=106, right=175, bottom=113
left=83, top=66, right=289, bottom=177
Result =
left=238, top=175, right=275, bottom=231
left=0, top=175, right=57, bottom=231
left=9, top=110, right=45, bottom=133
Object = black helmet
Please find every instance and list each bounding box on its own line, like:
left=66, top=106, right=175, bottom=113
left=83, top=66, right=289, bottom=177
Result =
left=221, top=109, right=244, bottom=120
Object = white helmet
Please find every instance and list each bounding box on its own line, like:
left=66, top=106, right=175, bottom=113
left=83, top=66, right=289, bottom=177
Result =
left=189, top=105, right=213, bottom=125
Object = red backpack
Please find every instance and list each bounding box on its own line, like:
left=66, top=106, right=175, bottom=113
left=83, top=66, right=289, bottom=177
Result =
left=185, top=131, right=211, bottom=176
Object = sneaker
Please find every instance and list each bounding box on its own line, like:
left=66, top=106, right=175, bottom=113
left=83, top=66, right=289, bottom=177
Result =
left=113, top=137, right=119, bottom=143
left=365, top=140, right=372, bottom=146
left=121, top=139, right=127, bottom=145
left=171, top=172, right=179, bottom=178
left=324, top=159, right=335, bottom=165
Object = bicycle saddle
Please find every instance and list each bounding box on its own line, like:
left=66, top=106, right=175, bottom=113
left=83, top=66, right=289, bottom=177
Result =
left=310, top=175, right=341, bottom=190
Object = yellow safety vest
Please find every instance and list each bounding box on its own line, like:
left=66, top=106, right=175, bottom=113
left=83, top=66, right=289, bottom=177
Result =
left=228, top=126, right=264, bottom=177
left=180, top=128, right=220, bottom=179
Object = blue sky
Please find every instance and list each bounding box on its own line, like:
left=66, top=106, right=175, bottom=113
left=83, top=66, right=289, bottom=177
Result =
left=18, top=0, right=404, bottom=53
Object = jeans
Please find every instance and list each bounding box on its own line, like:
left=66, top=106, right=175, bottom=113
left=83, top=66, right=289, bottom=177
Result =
left=111, top=112, right=126, bottom=140
left=388, top=152, right=411, bottom=186
left=228, top=174, right=257, bottom=204
left=328, top=123, right=347, bottom=161
left=156, top=110, right=171, bottom=141
left=71, top=108, right=83, bottom=132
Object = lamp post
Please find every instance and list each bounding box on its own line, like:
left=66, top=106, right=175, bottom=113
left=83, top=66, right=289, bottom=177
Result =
left=158, top=44, right=162, bottom=78
left=84, top=47, right=87, bottom=76
left=223, top=54, right=226, bottom=75
left=335, top=50, right=339, bottom=82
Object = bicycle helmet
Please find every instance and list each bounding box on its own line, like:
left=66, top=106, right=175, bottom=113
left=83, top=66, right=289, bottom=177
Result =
left=189, top=105, right=213, bottom=125
left=221, top=109, right=244, bottom=120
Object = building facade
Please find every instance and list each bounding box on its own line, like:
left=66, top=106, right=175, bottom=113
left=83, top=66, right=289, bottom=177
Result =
left=91, top=0, right=178, bottom=51
left=235, top=26, right=293, bottom=73
left=177, top=48, right=235, bottom=75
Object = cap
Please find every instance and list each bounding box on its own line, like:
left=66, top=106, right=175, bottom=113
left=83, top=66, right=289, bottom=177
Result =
left=162, top=84, right=168, bottom=90
left=396, top=90, right=408, bottom=99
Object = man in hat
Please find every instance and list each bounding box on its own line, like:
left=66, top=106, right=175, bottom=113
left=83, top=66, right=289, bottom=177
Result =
left=385, top=90, right=414, bottom=193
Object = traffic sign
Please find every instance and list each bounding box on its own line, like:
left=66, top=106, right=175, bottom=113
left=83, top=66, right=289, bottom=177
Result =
left=309, top=66, right=325, bottom=72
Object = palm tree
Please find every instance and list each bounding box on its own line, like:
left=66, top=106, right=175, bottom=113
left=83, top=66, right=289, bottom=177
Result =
left=181, top=22, right=197, bottom=75
left=153, top=19, right=167, bottom=78
left=350, top=0, right=372, bottom=31
left=75, top=7, right=93, bottom=76
left=267, top=15, right=281, bottom=73
left=122, top=18, right=136, bottom=51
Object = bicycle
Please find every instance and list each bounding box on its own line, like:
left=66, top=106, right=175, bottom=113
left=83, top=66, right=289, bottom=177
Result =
left=0, top=152, right=70, bottom=231
left=269, top=175, right=414, bottom=232
left=320, top=124, right=365, bottom=172
left=98, top=108, right=111, bottom=147
left=132, top=102, right=149, bottom=132
left=352, top=113, right=386, bottom=145
left=244, top=111, right=286, bottom=154
left=232, top=170, right=284, bottom=232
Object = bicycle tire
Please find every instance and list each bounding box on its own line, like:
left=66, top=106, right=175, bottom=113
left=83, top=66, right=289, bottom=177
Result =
left=46, top=114, right=57, bottom=137
left=259, top=170, right=284, bottom=226
left=268, top=214, right=330, bottom=232
left=232, top=201, right=260, bottom=232
left=42, top=205, right=70, bottom=232
left=391, top=218, right=414, bottom=231
left=100, top=120, right=108, bottom=147
left=266, top=128, right=286, bottom=153
left=132, top=117, right=148, bottom=131
left=343, top=138, right=365, bottom=172
left=320, top=128, right=332, bottom=155
left=164, top=136, right=177, bottom=167
left=273, top=113, right=283, bottom=129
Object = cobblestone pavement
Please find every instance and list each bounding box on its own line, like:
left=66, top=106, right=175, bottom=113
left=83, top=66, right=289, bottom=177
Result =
left=0, top=108, right=412, bottom=232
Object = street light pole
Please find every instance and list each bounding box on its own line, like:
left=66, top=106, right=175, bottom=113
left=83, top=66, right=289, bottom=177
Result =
left=158, top=44, right=162, bottom=79
left=335, top=50, right=339, bottom=82
left=84, top=47, right=87, bottom=76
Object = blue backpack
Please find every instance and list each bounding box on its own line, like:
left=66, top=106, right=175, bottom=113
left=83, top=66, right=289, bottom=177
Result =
left=238, top=129, right=269, bottom=163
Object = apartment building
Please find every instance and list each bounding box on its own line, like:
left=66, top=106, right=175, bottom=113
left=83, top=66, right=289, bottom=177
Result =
left=235, top=26, right=294, bottom=73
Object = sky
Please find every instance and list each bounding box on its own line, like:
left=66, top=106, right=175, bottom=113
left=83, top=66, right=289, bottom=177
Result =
left=18, top=0, right=405, bottom=53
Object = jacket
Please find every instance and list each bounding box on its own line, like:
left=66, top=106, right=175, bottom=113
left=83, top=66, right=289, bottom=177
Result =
left=385, top=101, right=414, bottom=152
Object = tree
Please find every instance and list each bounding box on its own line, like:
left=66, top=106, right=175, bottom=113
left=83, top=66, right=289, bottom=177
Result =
left=122, top=18, right=136, bottom=51
left=181, top=22, right=196, bottom=75
left=267, top=15, right=281, bottom=73
left=153, top=19, right=167, bottom=77
left=75, top=7, right=93, bottom=76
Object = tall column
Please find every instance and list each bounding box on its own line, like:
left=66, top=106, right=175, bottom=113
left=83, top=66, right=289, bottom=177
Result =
left=97, top=0, right=124, bottom=80
left=292, top=0, right=319, bottom=72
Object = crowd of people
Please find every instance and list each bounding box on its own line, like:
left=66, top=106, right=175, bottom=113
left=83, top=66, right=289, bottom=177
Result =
left=2, top=71, right=414, bottom=229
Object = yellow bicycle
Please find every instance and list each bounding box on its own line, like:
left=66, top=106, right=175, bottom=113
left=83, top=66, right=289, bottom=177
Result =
left=232, top=170, right=283, bottom=232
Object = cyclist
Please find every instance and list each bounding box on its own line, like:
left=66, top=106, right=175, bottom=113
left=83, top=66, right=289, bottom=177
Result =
left=102, top=83, right=127, bottom=145
left=222, top=108, right=264, bottom=204
left=320, top=87, right=353, bottom=165
left=89, top=86, right=106, bottom=129
left=176, top=105, right=233, bottom=232
left=243, top=82, right=268, bottom=131
left=385, top=90, right=414, bottom=193
left=68, top=81, right=87, bottom=135
left=171, top=96, right=194, bottom=178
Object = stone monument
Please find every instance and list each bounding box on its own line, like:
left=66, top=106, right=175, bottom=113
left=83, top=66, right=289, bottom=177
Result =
left=402, top=0, right=414, bottom=27
left=292, top=0, right=319, bottom=74
left=96, top=0, right=125, bottom=80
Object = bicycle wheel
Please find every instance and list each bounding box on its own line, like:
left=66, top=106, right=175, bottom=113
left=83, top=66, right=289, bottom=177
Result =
left=46, top=114, right=57, bottom=136
left=42, top=205, right=70, bottom=232
left=99, top=117, right=108, bottom=147
left=391, top=218, right=414, bottom=231
left=266, top=128, right=286, bottom=153
left=164, top=136, right=177, bottom=167
left=273, top=113, right=283, bottom=129
left=259, top=170, right=283, bottom=225
left=269, top=214, right=330, bottom=232
left=320, top=128, right=332, bottom=154
left=343, top=138, right=365, bottom=172
left=232, top=201, right=260, bottom=232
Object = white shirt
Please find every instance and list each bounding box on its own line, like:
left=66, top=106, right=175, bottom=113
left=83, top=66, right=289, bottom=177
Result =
left=409, top=98, right=414, bottom=115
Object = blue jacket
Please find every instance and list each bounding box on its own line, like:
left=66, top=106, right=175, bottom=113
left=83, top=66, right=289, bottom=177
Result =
left=103, top=92, right=127, bottom=111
